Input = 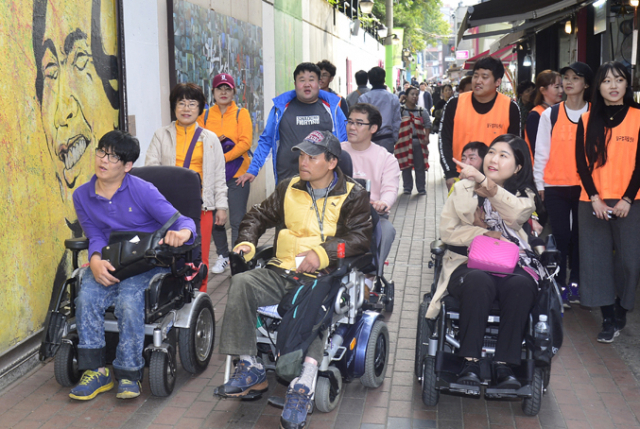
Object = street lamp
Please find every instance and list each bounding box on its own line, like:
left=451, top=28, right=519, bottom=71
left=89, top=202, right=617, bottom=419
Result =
left=523, top=55, right=532, bottom=67
left=378, top=24, right=388, bottom=38
left=565, top=20, right=572, bottom=34
left=632, top=0, right=639, bottom=7
left=360, top=0, right=374, bottom=14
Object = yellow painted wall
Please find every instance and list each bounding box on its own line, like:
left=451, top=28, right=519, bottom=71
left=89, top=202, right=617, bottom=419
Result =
left=0, top=0, right=120, bottom=356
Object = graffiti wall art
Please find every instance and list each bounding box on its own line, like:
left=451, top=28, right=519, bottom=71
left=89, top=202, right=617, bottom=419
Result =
left=0, top=0, right=124, bottom=357
left=171, top=0, right=264, bottom=137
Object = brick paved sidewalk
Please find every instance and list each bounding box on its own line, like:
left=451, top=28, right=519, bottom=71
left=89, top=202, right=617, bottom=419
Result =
left=1, top=140, right=639, bottom=428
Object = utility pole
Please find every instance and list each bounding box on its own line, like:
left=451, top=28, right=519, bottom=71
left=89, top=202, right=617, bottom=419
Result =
left=385, top=0, right=393, bottom=43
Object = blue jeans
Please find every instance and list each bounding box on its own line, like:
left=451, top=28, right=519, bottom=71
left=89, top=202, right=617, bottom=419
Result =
left=75, top=267, right=169, bottom=381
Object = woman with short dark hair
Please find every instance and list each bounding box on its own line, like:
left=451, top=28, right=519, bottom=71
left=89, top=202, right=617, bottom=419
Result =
left=146, top=83, right=228, bottom=292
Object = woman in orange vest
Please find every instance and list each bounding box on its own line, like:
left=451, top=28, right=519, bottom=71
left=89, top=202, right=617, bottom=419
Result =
left=198, top=74, right=254, bottom=276
left=533, top=62, right=593, bottom=308
left=525, top=70, right=563, bottom=155
left=575, top=61, right=640, bottom=343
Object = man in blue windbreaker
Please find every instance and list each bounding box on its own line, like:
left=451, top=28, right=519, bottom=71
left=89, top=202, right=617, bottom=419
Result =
left=237, top=62, right=348, bottom=186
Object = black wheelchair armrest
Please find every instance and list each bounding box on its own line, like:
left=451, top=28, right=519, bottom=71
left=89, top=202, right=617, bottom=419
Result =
left=65, top=237, right=89, bottom=251
left=324, top=253, right=373, bottom=278
left=254, top=245, right=274, bottom=262
left=430, top=239, right=446, bottom=256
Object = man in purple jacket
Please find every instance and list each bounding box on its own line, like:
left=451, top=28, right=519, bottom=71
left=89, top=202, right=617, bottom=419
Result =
left=69, top=130, right=196, bottom=401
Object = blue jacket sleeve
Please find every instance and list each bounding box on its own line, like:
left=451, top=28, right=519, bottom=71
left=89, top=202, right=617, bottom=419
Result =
left=247, top=106, right=278, bottom=176
left=334, top=106, right=348, bottom=141
left=392, top=97, right=402, bottom=141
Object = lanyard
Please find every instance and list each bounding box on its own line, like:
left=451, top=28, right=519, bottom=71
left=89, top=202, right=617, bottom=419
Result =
left=307, top=173, right=338, bottom=243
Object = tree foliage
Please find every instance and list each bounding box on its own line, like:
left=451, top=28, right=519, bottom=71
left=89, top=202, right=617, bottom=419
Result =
left=372, top=0, right=450, bottom=51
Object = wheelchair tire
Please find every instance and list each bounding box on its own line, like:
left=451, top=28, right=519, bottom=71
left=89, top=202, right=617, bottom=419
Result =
left=315, top=366, right=343, bottom=413
left=421, top=355, right=439, bottom=406
left=522, top=367, right=544, bottom=416
left=360, top=320, right=389, bottom=388
left=384, top=281, right=395, bottom=313
left=415, top=293, right=432, bottom=378
left=149, top=350, right=176, bottom=397
left=54, top=342, right=81, bottom=387
left=179, top=297, right=215, bottom=374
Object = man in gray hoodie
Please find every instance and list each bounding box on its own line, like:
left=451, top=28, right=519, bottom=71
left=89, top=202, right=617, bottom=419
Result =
left=358, top=67, right=401, bottom=154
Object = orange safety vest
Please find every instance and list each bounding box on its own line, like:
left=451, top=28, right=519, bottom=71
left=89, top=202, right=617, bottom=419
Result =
left=524, top=105, right=546, bottom=160
left=451, top=91, right=512, bottom=171
left=579, top=108, right=640, bottom=201
left=543, top=102, right=588, bottom=186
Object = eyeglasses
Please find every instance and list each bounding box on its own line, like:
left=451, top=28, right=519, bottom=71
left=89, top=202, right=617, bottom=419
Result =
left=345, top=120, right=372, bottom=127
left=176, top=101, right=199, bottom=110
left=95, top=148, right=121, bottom=163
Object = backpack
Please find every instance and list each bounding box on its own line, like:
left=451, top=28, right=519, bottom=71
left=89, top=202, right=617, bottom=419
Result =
left=274, top=275, right=341, bottom=382
left=549, top=104, right=560, bottom=133
left=526, top=277, right=563, bottom=366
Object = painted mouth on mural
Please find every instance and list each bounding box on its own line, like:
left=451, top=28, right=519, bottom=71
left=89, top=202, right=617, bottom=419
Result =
left=58, top=135, right=90, bottom=171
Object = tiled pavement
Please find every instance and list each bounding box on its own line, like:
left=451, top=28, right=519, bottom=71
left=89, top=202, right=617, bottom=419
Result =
left=1, top=141, right=640, bottom=428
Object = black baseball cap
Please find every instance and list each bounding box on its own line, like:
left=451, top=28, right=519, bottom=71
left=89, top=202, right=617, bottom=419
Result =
left=560, top=62, right=594, bottom=85
left=292, top=130, right=342, bottom=158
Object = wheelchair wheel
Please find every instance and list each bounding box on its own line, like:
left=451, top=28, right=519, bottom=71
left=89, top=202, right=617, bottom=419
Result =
left=315, top=366, right=343, bottom=413
left=149, top=350, right=176, bottom=397
left=421, top=355, right=439, bottom=406
left=54, top=342, right=81, bottom=387
left=415, top=293, right=432, bottom=378
left=384, top=280, right=395, bottom=313
left=522, top=367, right=544, bottom=416
left=360, top=320, right=389, bottom=388
left=179, top=297, right=215, bottom=374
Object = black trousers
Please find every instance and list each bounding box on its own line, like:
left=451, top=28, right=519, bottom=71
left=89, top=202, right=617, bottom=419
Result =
left=447, top=265, right=538, bottom=365
left=544, top=186, right=581, bottom=286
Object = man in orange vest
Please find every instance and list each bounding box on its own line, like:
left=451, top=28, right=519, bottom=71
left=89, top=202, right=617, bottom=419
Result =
left=439, top=56, right=521, bottom=190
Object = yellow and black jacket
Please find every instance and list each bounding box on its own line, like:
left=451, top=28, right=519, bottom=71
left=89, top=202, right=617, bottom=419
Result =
left=236, top=167, right=372, bottom=272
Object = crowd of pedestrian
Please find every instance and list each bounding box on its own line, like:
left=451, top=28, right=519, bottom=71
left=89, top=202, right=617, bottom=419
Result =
left=63, top=46, right=640, bottom=429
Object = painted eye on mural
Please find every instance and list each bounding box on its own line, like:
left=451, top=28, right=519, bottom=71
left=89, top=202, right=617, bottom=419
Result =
left=43, top=61, right=59, bottom=80
left=73, top=51, right=91, bottom=72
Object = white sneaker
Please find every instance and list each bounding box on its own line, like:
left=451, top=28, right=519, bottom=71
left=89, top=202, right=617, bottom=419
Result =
left=210, top=255, right=229, bottom=274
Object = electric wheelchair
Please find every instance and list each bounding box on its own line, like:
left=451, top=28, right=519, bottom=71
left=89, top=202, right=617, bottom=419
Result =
left=40, top=166, right=215, bottom=397
left=222, top=246, right=389, bottom=413
left=415, top=235, right=563, bottom=416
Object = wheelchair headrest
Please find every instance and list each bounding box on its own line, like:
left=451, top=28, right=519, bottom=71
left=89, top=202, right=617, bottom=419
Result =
left=129, top=166, right=202, bottom=234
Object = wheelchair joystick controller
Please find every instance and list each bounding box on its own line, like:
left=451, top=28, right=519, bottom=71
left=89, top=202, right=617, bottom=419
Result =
left=337, top=240, right=345, bottom=269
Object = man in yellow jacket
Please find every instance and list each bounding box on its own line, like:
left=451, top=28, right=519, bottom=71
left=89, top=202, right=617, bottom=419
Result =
left=215, top=130, right=372, bottom=429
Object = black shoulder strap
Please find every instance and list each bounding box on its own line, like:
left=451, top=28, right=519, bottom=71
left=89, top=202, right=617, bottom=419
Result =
left=550, top=104, right=560, bottom=132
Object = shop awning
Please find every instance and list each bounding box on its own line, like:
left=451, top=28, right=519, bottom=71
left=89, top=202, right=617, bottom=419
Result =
left=456, top=0, right=595, bottom=46
left=463, top=45, right=517, bottom=71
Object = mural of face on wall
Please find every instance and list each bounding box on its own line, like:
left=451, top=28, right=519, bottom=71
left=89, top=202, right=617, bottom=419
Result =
left=33, top=0, right=120, bottom=210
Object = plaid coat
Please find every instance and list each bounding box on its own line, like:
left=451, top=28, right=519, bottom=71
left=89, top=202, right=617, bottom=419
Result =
left=393, top=111, right=429, bottom=170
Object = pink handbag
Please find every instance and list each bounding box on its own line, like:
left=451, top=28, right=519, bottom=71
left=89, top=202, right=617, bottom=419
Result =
left=467, top=235, right=520, bottom=274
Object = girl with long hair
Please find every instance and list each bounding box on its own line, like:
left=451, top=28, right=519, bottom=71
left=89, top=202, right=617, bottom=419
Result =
left=575, top=61, right=640, bottom=343
left=533, top=62, right=593, bottom=307
left=526, top=70, right=563, bottom=155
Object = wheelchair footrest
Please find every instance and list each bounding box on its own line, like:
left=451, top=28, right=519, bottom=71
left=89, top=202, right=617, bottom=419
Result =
left=439, top=382, right=482, bottom=397
left=268, top=395, right=285, bottom=408
left=485, top=384, right=532, bottom=399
